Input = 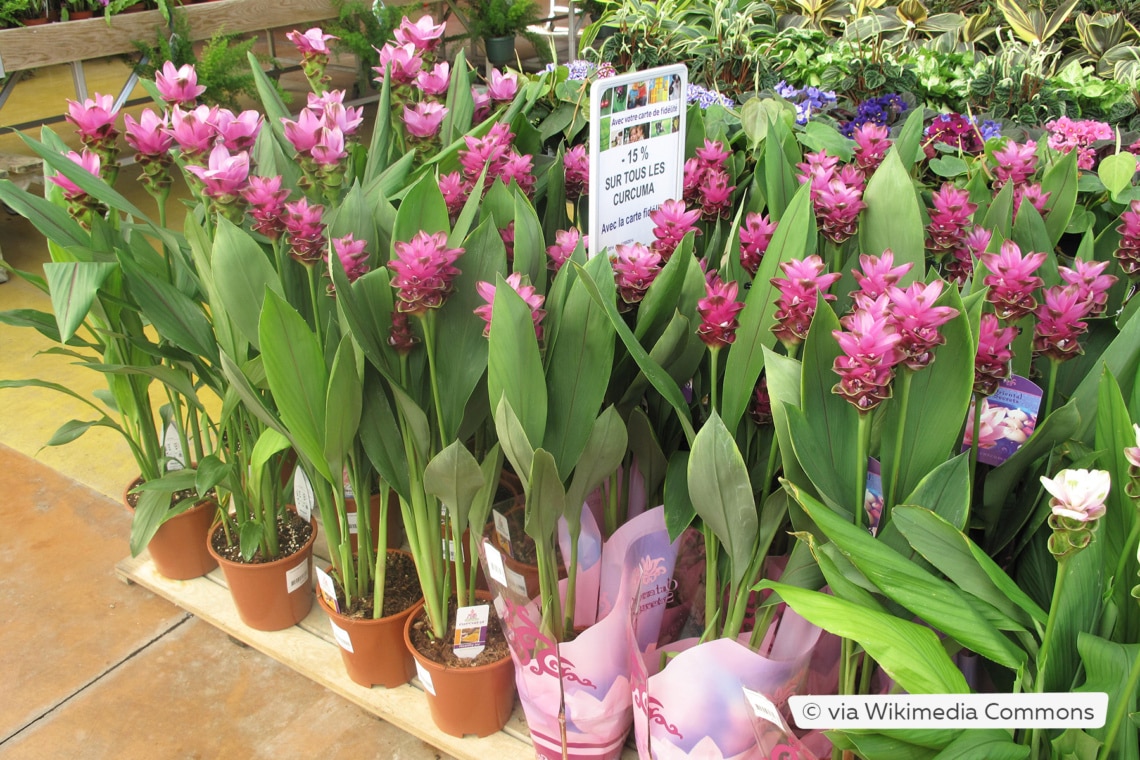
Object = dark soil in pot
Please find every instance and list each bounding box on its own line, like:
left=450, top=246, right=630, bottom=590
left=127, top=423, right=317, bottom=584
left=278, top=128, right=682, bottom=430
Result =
left=330, top=550, right=421, bottom=618
left=407, top=598, right=511, bottom=668
left=210, top=511, right=313, bottom=563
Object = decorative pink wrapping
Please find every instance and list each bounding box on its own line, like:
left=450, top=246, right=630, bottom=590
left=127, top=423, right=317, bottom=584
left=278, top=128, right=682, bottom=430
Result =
left=482, top=506, right=680, bottom=760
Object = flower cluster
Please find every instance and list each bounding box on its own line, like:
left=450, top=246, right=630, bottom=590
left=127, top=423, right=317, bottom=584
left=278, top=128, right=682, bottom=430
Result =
left=771, top=255, right=841, bottom=348
left=281, top=90, right=363, bottom=199
left=773, top=81, right=836, bottom=125
left=282, top=198, right=326, bottom=264
left=979, top=241, right=1046, bottom=322
left=547, top=228, right=585, bottom=272
left=686, top=83, right=735, bottom=109
left=243, top=175, right=290, bottom=240
left=1041, top=468, right=1109, bottom=558
left=331, top=233, right=371, bottom=286
left=389, top=231, right=464, bottom=315
left=697, top=274, right=745, bottom=348
left=738, top=212, right=778, bottom=276
left=185, top=145, right=251, bottom=219
left=47, top=150, right=106, bottom=222
left=154, top=61, right=206, bottom=106
left=441, top=123, right=536, bottom=218
left=852, top=123, right=892, bottom=175
left=839, top=93, right=907, bottom=137
left=564, top=145, right=589, bottom=203
left=683, top=140, right=735, bottom=221
left=797, top=150, right=866, bottom=244
left=1114, top=200, right=1140, bottom=279
left=649, top=199, right=701, bottom=260
left=886, top=280, right=958, bottom=371
left=1045, top=116, right=1112, bottom=170
left=613, top=243, right=663, bottom=311
left=286, top=28, right=338, bottom=90
left=925, top=183, right=978, bottom=260
left=1033, top=259, right=1115, bottom=362
left=831, top=307, right=903, bottom=412
left=973, top=314, right=1017, bottom=396
left=475, top=273, right=546, bottom=339
left=922, top=113, right=994, bottom=158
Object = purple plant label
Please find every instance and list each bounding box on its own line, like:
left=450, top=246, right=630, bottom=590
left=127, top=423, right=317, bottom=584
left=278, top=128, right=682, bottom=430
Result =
left=314, top=565, right=339, bottom=613
left=452, top=604, right=490, bottom=659
left=865, top=458, right=883, bottom=536
left=961, top=375, right=1042, bottom=467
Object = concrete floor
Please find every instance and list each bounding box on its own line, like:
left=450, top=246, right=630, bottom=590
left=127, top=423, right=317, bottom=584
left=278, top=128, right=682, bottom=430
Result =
left=0, top=34, right=488, bottom=760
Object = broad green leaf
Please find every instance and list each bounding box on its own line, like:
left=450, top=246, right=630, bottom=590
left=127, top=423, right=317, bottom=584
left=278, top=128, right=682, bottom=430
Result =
left=891, top=107, right=927, bottom=169
left=45, top=418, right=106, bottom=446
left=1073, top=633, right=1139, bottom=760
left=213, top=219, right=284, bottom=351
left=861, top=151, right=924, bottom=281
left=80, top=364, right=202, bottom=411
left=487, top=275, right=547, bottom=446
left=1041, top=148, right=1078, bottom=248
left=1012, top=203, right=1059, bottom=286
left=763, top=114, right=800, bottom=220
left=1040, top=536, right=1104, bottom=692
left=663, top=450, right=694, bottom=540
left=323, top=335, right=363, bottom=475
left=0, top=178, right=92, bottom=251
left=493, top=396, right=535, bottom=494
left=116, top=255, right=219, bottom=364
left=43, top=262, right=116, bottom=342
left=194, top=455, right=232, bottom=497
left=512, top=192, right=547, bottom=293
left=525, top=448, right=565, bottom=544
left=1098, top=152, right=1138, bottom=197
left=392, top=173, right=449, bottom=246
left=359, top=384, right=410, bottom=502
left=935, top=730, right=1028, bottom=759
left=425, top=439, right=486, bottom=541
left=762, top=347, right=809, bottom=490
left=564, top=406, right=628, bottom=534
left=129, top=487, right=176, bottom=557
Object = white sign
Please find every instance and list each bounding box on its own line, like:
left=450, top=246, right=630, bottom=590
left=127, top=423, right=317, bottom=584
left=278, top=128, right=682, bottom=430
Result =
left=483, top=541, right=508, bottom=586
left=163, top=423, right=185, bottom=471
left=589, top=64, right=687, bottom=258
left=294, top=468, right=315, bottom=523
left=330, top=619, right=354, bottom=653
left=788, top=693, right=1108, bottom=729
left=743, top=687, right=786, bottom=728
left=415, top=660, right=436, bottom=695
left=285, top=559, right=309, bottom=594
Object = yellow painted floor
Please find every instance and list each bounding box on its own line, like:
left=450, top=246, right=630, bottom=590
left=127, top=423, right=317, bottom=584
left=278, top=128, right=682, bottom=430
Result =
left=0, top=41, right=462, bottom=760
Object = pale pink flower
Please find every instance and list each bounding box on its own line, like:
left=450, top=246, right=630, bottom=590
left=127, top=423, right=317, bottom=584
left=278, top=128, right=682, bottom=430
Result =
left=474, top=272, right=546, bottom=339
left=184, top=145, right=250, bottom=200
left=393, top=14, right=446, bottom=52
left=310, top=127, right=348, bottom=166
left=1013, top=183, right=1050, bottom=220
left=48, top=150, right=100, bottom=200
left=771, top=255, right=841, bottom=346
left=416, top=62, right=451, bottom=97
left=213, top=109, right=263, bottom=152
left=1040, top=468, right=1110, bottom=523
left=1001, top=408, right=1035, bottom=444
left=980, top=241, right=1046, bottom=321
left=963, top=398, right=1010, bottom=449
left=697, top=274, right=745, bottom=348
left=309, top=91, right=364, bottom=135
left=374, top=43, right=423, bottom=86
left=403, top=102, right=447, bottom=139
left=155, top=61, right=206, bottom=105
left=487, top=69, right=518, bottom=102
left=287, top=27, right=337, bottom=56
left=281, top=109, right=323, bottom=155
left=612, top=243, right=663, bottom=310
left=389, top=231, right=464, bottom=314
left=167, top=104, right=219, bottom=156
left=471, top=86, right=492, bottom=123
left=123, top=109, right=173, bottom=158
left=1124, top=424, right=1140, bottom=469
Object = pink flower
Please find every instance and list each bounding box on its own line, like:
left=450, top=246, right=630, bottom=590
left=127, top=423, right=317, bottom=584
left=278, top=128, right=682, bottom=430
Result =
left=1013, top=183, right=1050, bottom=220
left=991, top=139, right=1038, bottom=189
left=547, top=228, right=583, bottom=272
left=155, top=61, right=206, bottom=106
left=1124, top=424, right=1140, bottom=469
left=309, top=91, right=364, bottom=135
left=852, top=250, right=912, bottom=302
left=1115, top=200, right=1140, bottom=279
left=474, top=272, right=546, bottom=339
left=214, top=109, right=263, bottom=152
left=499, top=222, right=515, bottom=264
left=439, top=171, right=470, bottom=218
left=281, top=108, right=324, bottom=154
left=963, top=397, right=1011, bottom=449
left=167, top=104, right=219, bottom=157
left=403, top=102, right=447, bottom=139
left=416, top=62, right=451, bottom=97
left=1040, top=468, right=1110, bottom=523
left=1033, top=285, right=1090, bottom=362
left=748, top=375, right=773, bottom=426
left=612, top=243, right=663, bottom=310
left=282, top=198, right=326, bottom=264
left=471, top=86, right=492, bottom=123
left=123, top=108, right=173, bottom=158
left=815, top=178, right=865, bottom=244
left=771, top=255, right=841, bottom=346
left=649, top=199, right=701, bottom=260
left=973, top=313, right=1016, bottom=396
left=887, top=280, right=958, bottom=371
left=1059, top=258, right=1116, bottom=317
left=695, top=139, right=730, bottom=169
left=459, top=122, right=512, bottom=178
left=853, top=123, right=891, bottom=173
left=487, top=69, right=518, bottom=102
left=242, top=175, right=289, bottom=239
left=286, top=27, right=337, bottom=56
left=1046, top=117, right=1112, bottom=170
left=393, top=15, right=446, bottom=52
left=946, top=226, right=991, bottom=285
left=499, top=151, right=536, bottom=196
left=831, top=309, right=903, bottom=412
left=388, top=311, right=419, bottom=355
left=184, top=145, right=250, bottom=201
left=564, top=145, right=589, bottom=203
left=374, top=43, right=423, bottom=85
left=698, top=168, right=735, bottom=221
left=796, top=150, right=840, bottom=193
left=65, top=93, right=119, bottom=144
left=389, top=231, right=464, bottom=314
left=738, top=212, right=777, bottom=276
left=979, top=241, right=1046, bottom=321
left=697, top=274, right=745, bottom=348
left=331, top=233, right=370, bottom=283
left=926, top=183, right=977, bottom=257
left=48, top=150, right=101, bottom=201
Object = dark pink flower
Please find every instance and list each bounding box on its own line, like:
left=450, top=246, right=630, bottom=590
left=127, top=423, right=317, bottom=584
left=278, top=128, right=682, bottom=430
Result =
left=471, top=86, right=492, bottom=123
left=123, top=108, right=173, bottom=158
left=499, top=222, right=515, bottom=264
left=416, top=62, right=450, bottom=97
left=403, top=102, right=447, bottom=139
left=695, top=139, right=730, bottom=169
left=155, top=61, right=206, bottom=106
left=439, top=171, right=470, bottom=218
left=282, top=198, right=326, bottom=264
left=243, top=175, right=289, bottom=239
left=184, top=145, right=250, bottom=201
left=796, top=150, right=840, bottom=194
left=738, top=212, right=777, bottom=276
left=698, top=168, right=735, bottom=221
left=991, top=139, right=1038, bottom=190
left=487, top=69, right=518, bottom=102
left=1115, top=200, right=1140, bottom=279
left=499, top=151, right=536, bottom=196
left=48, top=150, right=100, bottom=201
left=388, top=311, right=419, bottom=355
left=697, top=274, right=744, bottom=348
left=815, top=178, right=865, bottom=244
left=1013, top=183, right=1050, bottom=220
left=1059, top=258, right=1116, bottom=317
left=650, top=199, right=701, bottom=260
left=974, top=313, right=1016, bottom=396
left=926, top=183, right=977, bottom=257
left=771, top=255, right=841, bottom=346
left=1034, top=286, right=1090, bottom=362
left=853, top=123, right=891, bottom=174
left=852, top=249, right=912, bottom=302
left=832, top=309, right=903, bottom=411
left=389, top=231, right=464, bottom=314
left=886, top=280, right=959, bottom=371
left=546, top=228, right=582, bottom=272
left=564, top=145, right=589, bottom=203
left=613, top=243, right=663, bottom=310
left=946, top=226, right=991, bottom=285
left=980, top=241, right=1046, bottom=321
left=458, top=122, right=512, bottom=178
left=66, top=93, right=119, bottom=145
left=475, top=272, right=546, bottom=339
left=167, top=104, right=219, bottom=157
left=748, top=375, right=773, bottom=426
left=393, top=15, right=446, bottom=52
left=331, top=233, right=370, bottom=283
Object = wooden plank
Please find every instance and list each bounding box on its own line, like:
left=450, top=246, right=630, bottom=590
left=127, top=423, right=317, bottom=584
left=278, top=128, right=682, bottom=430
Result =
left=0, top=0, right=337, bottom=73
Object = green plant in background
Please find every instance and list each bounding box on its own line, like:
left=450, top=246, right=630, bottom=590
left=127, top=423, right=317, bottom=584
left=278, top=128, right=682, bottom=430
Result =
left=466, top=0, right=542, bottom=39
left=581, top=0, right=699, bottom=75
left=322, top=0, right=403, bottom=97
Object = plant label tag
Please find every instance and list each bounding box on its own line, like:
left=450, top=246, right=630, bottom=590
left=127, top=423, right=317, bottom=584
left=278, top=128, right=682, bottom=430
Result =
left=864, top=457, right=883, bottom=537
left=506, top=567, right=529, bottom=598
left=742, top=687, right=810, bottom=759
left=294, top=468, right=315, bottom=523
left=285, top=560, right=308, bottom=594
left=452, top=604, right=490, bottom=659
left=163, top=423, right=185, bottom=471
left=742, top=687, right=784, bottom=727
left=315, top=566, right=339, bottom=613
left=442, top=538, right=459, bottom=563
left=492, top=509, right=513, bottom=557
left=329, top=619, right=353, bottom=653
left=342, top=467, right=354, bottom=499
left=347, top=511, right=359, bottom=535
left=483, top=541, right=508, bottom=586
left=961, top=375, right=1042, bottom=467
left=415, top=660, right=436, bottom=695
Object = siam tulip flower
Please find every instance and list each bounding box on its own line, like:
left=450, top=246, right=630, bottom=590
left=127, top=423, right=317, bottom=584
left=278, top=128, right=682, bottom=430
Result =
left=48, top=150, right=101, bottom=201
left=796, top=150, right=840, bottom=193
left=1013, top=183, right=1050, bottom=220
left=331, top=234, right=370, bottom=284
left=695, top=139, right=730, bottom=169
left=459, top=122, right=512, bottom=178
left=155, top=61, right=206, bottom=105
left=697, top=274, right=745, bottom=348
left=403, top=102, right=447, bottom=139
left=1041, top=469, right=1110, bottom=523
left=123, top=108, right=174, bottom=159
left=979, top=241, right=1046, bottom=321
left=184, top=144, right=250, bottom=202
left=682, top=157, right=705, bottom=204
left=471, top=86, right=492, bottom=123
left=66, top=93, right=119, bottom=145
left=281, top=108, right=324, bottom=154
left=547, top=228, right=583, bottom=272
left=683, top=140, right=731, bottom=209
left=1059, top=258, right=1116, bottom=317
left=242, top=175, right=290, bottom=239
left=946, top=226, right=991, bottom=285
left=697, top=169, right=735, bottom=221
left=973, top=313, right=1017, bottom=396
left=474, top=272, right=546, bottom=339
left=815, top=178, right=866, bottom=245
left=1124, top=424, right=1140, bottom=470
left=213, top=109, right=263, bottom=152
left=288, top=27, right=337, bottom=55
left=748, top=375, right=772, bottom=426
left=388, top=311, right=420, bottom=355
left=374, top=43, right=423, bottom=86
left=487, top=69, right=518, bottom=102
left=283, top=198, right=327, bottom=264
left=167, top=104, right=219, bottom=158
left=563, top=145, right=589, bottom=203
left=498, top=151, right=536, bottom=196
left=738, top=212, right=778, bottom=276
left=439, top=171, right=469, bottom=218
left=393, top=14, right=446, bottom=52
left=1115, top=200, right=1140, bottom=279
left=831, top=308, right=903, bottom=411
left=886, top=280, right=959, bottom=371
left=416, top=62, right=451, bottom=97
left=612, top=243, right=663, bottom=310
left=649, top=199, right=701, bottom=260
left=309, top=90, right=365, bottom=136
left=962, top=398, right=1010, bottom=449
left=837, top=164, right=866, bottom=192
left=926, top=183, right=977, bottom=257
left=1033, top=285, right=1090, bottom=362
left=851, top=249, right=912, bottom=302
left=852, top=123, right=891, bottom=174
left=771, top=255, right=841, bottom=347
left=991, top=139, right=1038, bottom=190
left=389, top=231, right=464, bottom=314
left=499, top=222, right=515, bottom=264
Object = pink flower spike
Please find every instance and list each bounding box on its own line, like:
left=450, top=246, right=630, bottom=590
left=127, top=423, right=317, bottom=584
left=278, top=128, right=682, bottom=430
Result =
left=771, top=255, right=841, bottom=346
left=853, top=123, right=891, bottom=173
left=374, top=43, right=423, bottom=86
left=243, top=174, right=289, bottom=239
left=831, top=308, right=903, bottom=412
left=214, top=109, right=263, bottom=153
left=155, top=61, right=206, bottom=105
left=403, top=102, right=447, bottom=139
left=393, top=15, right=447, bottom=52
left=416, top=62, right=451, bottom=97
left=739, top=212, right=778, bottom=276
left=973, top=313, right=1016, bottom=396
left=887, top=280, right=958, bottom=370
left=167, top=104, right=219, bottom=157
left=1040, top=468, right=1110, bottom=523
left=991, top=139, right=1038, bottom=189
left=474, top=272, right=546, bottom=339
left=547, top=228, right=582, bottom=272
left=123, top=109, right=173, bottom=158
left=695, top=139, right=730, bottom=170
left=331, top=234, right=370, bottom=284
left=1115, top=199, right=1140, bottom=279
left=564, top=145, right=589, bottom=203
left=852, top=249, right=913, bottom=301
left=471, top=86, right=492, bottom=123
left=48, top=150, right=101, bottom=200
left=286, top=28, right=337, bottom=56
left=283, top=198, right=326, bottom=264
left=1033, top=285, right=1090, bottom=362
left=281, top=108, right=324, bottom=155
left=439, top=171, right=470, bottom=218
left=487, top=69, right=519, bottom=102
left=1059, top=258, right=1116, bottom=317
left=649, top=199, right=701, bottom=260
left=389, top=231, right=464, bottom=314
left=184, top=144, right=250, bottom=201
left=309, top=127, right=348, bottom=166
left=815, top=178, right=865, bottom=244
left=698, top=168, right=735, bottom=221
left=65, top=93, right=119, bottom=144
left=697, top=274, right=745, bottom=348
left=980, top=240, right=1047, bottom=322
left=612, top=243, right=663, bottom=310
left=498, top=151, right=536, bottom=197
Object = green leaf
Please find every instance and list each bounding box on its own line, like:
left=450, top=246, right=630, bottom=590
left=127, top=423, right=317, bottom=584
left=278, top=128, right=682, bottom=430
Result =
left=891, top=106, right=927, bottom=169
left=45, top=418, right=104, bottom=446
left=861, top=151, right=924, bottom=281
left=1040, top=537, right=1105, bottom=692
left=129, top=487, right=175, bottom=557
left=359, top=384, right=410, bottom=503
left=323, top=335, right=363, bottom=476
left=116, top=255, right=219, bottom=364
left=493, top=395, right=535, bottom=493
left=1098, top=152, right=1138, bottom=197
left=663, top=450, right=695, bottom=540
left=0, top=177, right=92, bottom=252
left=392, top=173, right=449, bottom=246
left=1073, top=634, right=1139, bottom=760
left=525, top=448, right=565, bottom=544
left=425, top=439, right=486, bottom=542
left=1095, top=369, right=1140, bottom=631
left=487, top=274, right=547, bottom=446
left=688, top=411, right=758, bottom=589
left=512, top=192, right=547, bottom=294
left=1041, top=148, right=1078, bottom=248
left=564, top=407, right=628, bottom=534
left=759, top=580, right=970, bottom=694
left=194, top=455, right=232, bottom=497
left=797, top=120, right=854, bottom=161
left=212, top=219, right=284, bottom=351
left=80, top=364, right=202, bottom=411
left=43, top=262, right=117, bottom=342
left=936, top=730, right=1029, bottom=759
left=763, top=115, right=799, bottom=221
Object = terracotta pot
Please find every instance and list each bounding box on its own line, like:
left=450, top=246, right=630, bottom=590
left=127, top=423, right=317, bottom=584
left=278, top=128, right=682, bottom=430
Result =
left=122, top=478, right=217, bottom=581
left=67, top=10, right=94, bottom=20
left=207, top=512, right=317, bottom=631
left=403, top=594, right=516, bottom=737
left=316, top=551, right=420, bottom=688
left=483, top=504, right=540, bottom=599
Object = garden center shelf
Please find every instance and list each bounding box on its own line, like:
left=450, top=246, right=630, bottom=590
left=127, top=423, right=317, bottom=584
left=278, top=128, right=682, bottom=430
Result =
left=115, top=552, right=640, bottom=759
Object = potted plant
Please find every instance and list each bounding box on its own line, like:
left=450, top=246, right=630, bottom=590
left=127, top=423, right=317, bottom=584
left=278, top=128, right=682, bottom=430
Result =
left=465, top=0, right=541, bottom=67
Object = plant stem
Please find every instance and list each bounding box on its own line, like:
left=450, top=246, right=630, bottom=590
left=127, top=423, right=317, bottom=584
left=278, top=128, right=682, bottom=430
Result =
left=1029, top=555, right=1069, bottom=757
left=702, top=526, right=720, bottom=642
left=854, top=412, right=871, bottom=531
left=306, top=265, right=324, bottom=358
left=563, top=530, right=580, bottom=637
left=757, top=428, right=781, bottom=509
left=373, top=490, right=389, bottom=620
left=1097, top=639, right=1140, bottom=760
left=969, top=393, right=982, bottom=495
left=420, top=311, right=447, bottom=449
left=883, top=369, right=912, bottom=515
left=1043, top=359, right=1059, bottom=421
left=708, top=347, right=721, bottom=416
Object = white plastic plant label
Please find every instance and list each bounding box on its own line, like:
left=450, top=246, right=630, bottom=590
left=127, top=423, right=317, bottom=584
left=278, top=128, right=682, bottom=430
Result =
left=347, top=511, right=359, bottom=535
left=452, top=604, right=490, bottom=659
left=285, top=560, right=308, bottom=594
left=294, top=468, right=315, bottom=523
left=743, top=687, right=785, bottom=727
left=483, top=541, right=508, bottom=586
left=163, top=423, right=185, bottom=471
left=315, top=566, right=339, bottom=613
left=415, top=660, right=436, bottom=695
left=492, top=509, right=512, bottom=556
left=506, top=567, right=529, bottom=598
left=342, top=467, right=354, bottom=499
left=330, top=619, right=353, bottom=653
